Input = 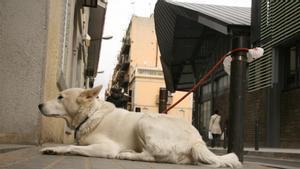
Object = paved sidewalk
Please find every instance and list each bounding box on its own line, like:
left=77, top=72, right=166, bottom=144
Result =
left=210, top=147, right=300, bottom=159
left=0, top=145, right=298, bottom=169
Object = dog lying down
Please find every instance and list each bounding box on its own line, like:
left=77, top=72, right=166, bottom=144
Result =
left=38, top=85, right=241, bottom=168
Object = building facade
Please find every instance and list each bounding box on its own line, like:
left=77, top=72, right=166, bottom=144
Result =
left=0, top=0, right=106, bottom=144
left=154, top=0, right=300, bottom=148
left=246, top=0, right=300, bottom=148
left=108, top=16, right=192, bottom=122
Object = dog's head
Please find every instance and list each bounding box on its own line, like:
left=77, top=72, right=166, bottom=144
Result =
left=38, top=85, right=102, bottom=129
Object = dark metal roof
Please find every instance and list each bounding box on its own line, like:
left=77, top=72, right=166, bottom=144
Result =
left=166, top=0, right=250, bottom=26
left=154, top=0, right=251, bottom=92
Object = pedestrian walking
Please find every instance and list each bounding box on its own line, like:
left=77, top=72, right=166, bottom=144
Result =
left=209, top=109, right=222, bottom=148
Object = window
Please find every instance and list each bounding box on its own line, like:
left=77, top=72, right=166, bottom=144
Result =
left=200, top=101, right=211, bottom=130
left=216, top=75, right=230, bottom=93
left=284, top=42, right=300, bottom=89
left=128, top=90, right=132, bottom=102
left=201, top=83, right=211, bottom=100
left=135, top=107, right=141, bottom=112
left=210, top=76, right=230, bottom=97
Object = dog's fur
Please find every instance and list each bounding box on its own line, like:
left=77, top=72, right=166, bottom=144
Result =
left=38, top=86, right=241, bottom=168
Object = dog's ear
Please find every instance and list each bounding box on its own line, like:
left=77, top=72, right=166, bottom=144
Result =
left=79, top=85, right=102, bottom=100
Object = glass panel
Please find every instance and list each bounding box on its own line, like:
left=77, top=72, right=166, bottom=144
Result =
left=200, top=103, right=204, bottom=125
left=203, top=101, right=211, bottom=129
left=216, top=76, right=229, bottom=93
left=202, top=83, right=211, bottom=98
left=287, top=46, right=297, bottom=86
left=218, top=77, right=223, bottom=91
left=213, top=80, right=217, bottom=93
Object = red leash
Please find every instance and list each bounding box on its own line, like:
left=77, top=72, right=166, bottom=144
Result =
left=162, top=48, right=249, bottom=114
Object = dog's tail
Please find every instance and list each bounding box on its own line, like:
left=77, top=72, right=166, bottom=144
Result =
left=191, top=142, right=242, bottom=168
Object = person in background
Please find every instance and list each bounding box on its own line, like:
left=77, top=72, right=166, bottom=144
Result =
left=209, top=109, right=222, bottom=148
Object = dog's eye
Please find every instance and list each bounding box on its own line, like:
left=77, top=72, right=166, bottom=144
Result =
left=57, top=95, right=64, bottom=100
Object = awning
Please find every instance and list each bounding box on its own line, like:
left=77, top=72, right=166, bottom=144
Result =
left=154, top=0, right=250, bottom=92
left=86, top=4, right=107, bottom=78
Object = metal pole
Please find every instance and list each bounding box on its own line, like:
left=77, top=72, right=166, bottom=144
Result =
left=227, top=36, right=249, bottom=162
left=255, top=120, right=259, bottom=150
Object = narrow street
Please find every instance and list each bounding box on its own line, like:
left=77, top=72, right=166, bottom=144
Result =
left=1, top=1, right=300, bottom=169
left=0, top=145, right=299, bottom=169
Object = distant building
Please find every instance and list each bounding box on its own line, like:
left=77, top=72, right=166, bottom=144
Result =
left=108, top=15, right=192, bottom=122
left=0, top=0, right=107, bottom=144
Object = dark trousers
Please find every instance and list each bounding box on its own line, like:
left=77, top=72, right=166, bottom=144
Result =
left=211, top=134, right=221, bottom=148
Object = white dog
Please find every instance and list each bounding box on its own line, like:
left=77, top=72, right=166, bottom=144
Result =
left=38, top=86, right=241, bottom=168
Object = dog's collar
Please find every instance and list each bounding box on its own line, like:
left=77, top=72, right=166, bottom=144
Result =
left=74, top=116, right=89, bottom=141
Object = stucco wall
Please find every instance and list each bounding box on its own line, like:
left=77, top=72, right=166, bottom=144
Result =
left=0, top=0, right=97, bottom=144
left=131, top=76, right=192, bottom=122
left=130, top=16, right=161, bottom=68
left=128, top=16, right=192, bottom=123
left=168, top=91, right=193, bottom=123
left=0, top=0, right=48, bottom=144
left=41, top=0, right=68, bottom=144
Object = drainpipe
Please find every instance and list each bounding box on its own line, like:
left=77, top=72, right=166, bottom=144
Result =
left=227, top=35, right=249, bottom=162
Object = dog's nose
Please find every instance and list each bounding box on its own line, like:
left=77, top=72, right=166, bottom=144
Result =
left=38, top=103, right=44, bottom=111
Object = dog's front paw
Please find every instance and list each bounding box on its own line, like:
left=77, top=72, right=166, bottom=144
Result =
left=40, top=147, right=59, bottom=155
left=117, top=152, right=133, bottom=160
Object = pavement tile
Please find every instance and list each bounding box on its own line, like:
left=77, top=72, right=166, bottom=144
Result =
left=50, top=156, right=85, bottom=169
left=0, top=147, right=40, bottom=168
left=1, top=156, right=63, bottom=169
left=0, top=145, right=299, bottom=169
left=90, top=158, right=127, bottom=169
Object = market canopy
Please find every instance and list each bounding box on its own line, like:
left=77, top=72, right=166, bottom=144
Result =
left=154, top=0, right=250, bottom=92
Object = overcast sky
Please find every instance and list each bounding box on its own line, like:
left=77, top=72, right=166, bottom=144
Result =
left=94, top=0, right=251, bottom=98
